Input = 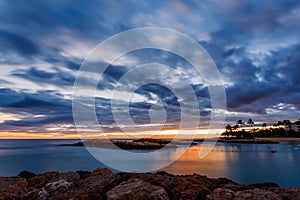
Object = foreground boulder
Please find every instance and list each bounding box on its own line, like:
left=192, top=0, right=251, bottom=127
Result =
left=266, top=187, right=300, bottom=200
left=170, top=175, right=211, bottom=200
left=25, top=171, right=80, bottom=200
left=207, top=188, right=236, bottom=200
left=207, top=188, right=283, bottom=200
left=0, top=168, right=300, bottom=199
left=18, top=171, right=36, bottom=179
left=235, top=188, right=283, bottom=200
left=117, top=172, right=170, bottom=191
left=27, top=179, right=72, bottom=200
left=106, top=178, right=169, bottom=200
left=54, top=168, right=120, bottom=200
left=27, top=172, right=60, bottom=189
left=0, top=176, right=27, bottom=199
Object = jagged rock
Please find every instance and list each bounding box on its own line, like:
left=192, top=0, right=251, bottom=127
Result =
left=170, top=175, right=211, bottom=200
left=46, top=179, right=70, bottom=189
left=91, top=168, right=114, bottom=177
left=235, top=188, right=283, bottom=200
left=106, top=178, right=169, bottom=200
left=0, top=177, right=23, bottom=190
left=155, top=171, right=173, bottom=176
left=54, top=168, right=120, bottom=200
left=27, top=171, right=79, bottom=191
left=221, top=183, right=255, bottom=192
left=249, top=182, right=279, bottom=188
left=45, top=179, right=71, bottom=195
left=154, top=171, right=177, bottom=191
left=76, top=170, right=91, bottom=179
left=197, top=176, right=227, bottom=191
left=267, top=187, right=300, bottom=200
left=18, top=171, right=36, bottom=179
left=207, top=187, right=282, bottom=200
left=26, top=188, right=46, bottom=200
left=207, top=188, right=236, bottom=200
left=26, top=179, right=72, bottom=200
left=218, top=177, right=236, bottom=185
left=27, top=172, right=59, bottom=189
left=25, top=171, right=79, bottom=199
left=0, top=177, right=27, bottom=199
left=52, top=172, right=80, bottom=183
left=119, top=173, right=169, bottom=190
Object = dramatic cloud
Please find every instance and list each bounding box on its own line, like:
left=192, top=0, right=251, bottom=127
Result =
left=0, top=0, right=299, bottom=137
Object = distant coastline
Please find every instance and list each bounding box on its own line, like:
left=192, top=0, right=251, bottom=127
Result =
left=2, top=136, right=300, bottom=143
left=60, top=136, right=300, bottom=151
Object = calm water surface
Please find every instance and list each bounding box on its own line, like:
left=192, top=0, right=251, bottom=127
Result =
left=0, top=139, right=299, bottom=188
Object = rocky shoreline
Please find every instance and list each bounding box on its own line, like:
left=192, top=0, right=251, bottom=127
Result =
left=217, top=138, right=280, bottom=144
left=1, top=168, right=299, bottom=200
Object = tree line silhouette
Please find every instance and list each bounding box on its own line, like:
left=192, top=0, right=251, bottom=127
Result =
left=222, top=119, right=299, bottom=138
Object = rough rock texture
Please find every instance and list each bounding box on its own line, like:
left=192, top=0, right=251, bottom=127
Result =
left=267, top=187, right=300, bottom=200
left=0, top=168, right=299, bottom=200
left=235, top=188, right=283, bottom=200
left=26, top=179, right=72, bottom=200
left=27, top=172, right=60, bottom=189
left=54, top=168, right=120, bottom=200
left=207, top=188, right=236, bottom=200
left=0, top=177, right=27, bottom=200
left=106, top=178, right=168, bottom=200
left=221, top=183, right=255, bottom=192
left=118, top=172, right=169, bottom=190
left=170, top=175, right=211, bottom=200
left=18, top=171, right=36, bottom=179
left=76, top=170, right=91, bottom=179
left=207, top=188, right=284, bottom=200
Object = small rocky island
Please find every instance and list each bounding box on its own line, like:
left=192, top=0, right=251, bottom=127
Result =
left=63, top=138, right=176, bottom=150
left=1, top=168, right=299, bottom=200
left=63, top=137, right=279, bottom=151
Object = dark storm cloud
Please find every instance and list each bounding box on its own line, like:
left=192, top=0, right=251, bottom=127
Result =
left=0, top=89, right=70, bottom=111
left=0, top=88, right=73, bottom=131
left=0, top=29, right=41, bottom=57
left=263, top=43, right=300, bottom=106
left=0, top=0, right=136, bottom=70
left=43, top=50, right=83, bottom=71
left=192, top=1, right=300, bottom=117
left=267, top=43, right=300, bottom=85
left=101, top=65, right=129, bottom=84
left=11, top=67, right=75, bottom=87
left=0, top=0, right=114, bottom=38
left=1, top=114, right=73, bottom=127
left=198, top=0, right=300, bottom=66
left=222, top=41, right=300, bottom=115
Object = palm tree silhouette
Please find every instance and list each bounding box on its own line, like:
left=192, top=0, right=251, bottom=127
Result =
left=237, top=120, right=244, bottom=129
left=247, top=118, right=254, bottom=129
left=224, top=124, right=232, bottom=137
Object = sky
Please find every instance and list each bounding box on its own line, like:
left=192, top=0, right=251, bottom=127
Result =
left=0, top=0, right=300, bottom=138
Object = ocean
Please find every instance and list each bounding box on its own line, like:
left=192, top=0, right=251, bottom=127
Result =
left=0, top=139, right=299, bottom=188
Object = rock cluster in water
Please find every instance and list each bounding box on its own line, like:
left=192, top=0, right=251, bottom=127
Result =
left=0, top=168, right=299, bottom=200
left=65, top=138, right=175, bottom=150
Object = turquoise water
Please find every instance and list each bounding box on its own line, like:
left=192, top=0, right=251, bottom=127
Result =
left=0, top=139, right=299, bottom=188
